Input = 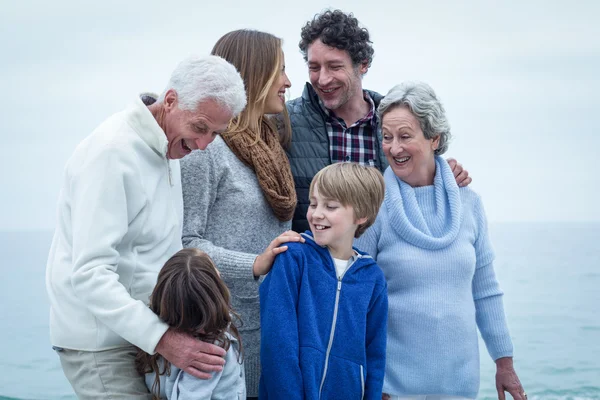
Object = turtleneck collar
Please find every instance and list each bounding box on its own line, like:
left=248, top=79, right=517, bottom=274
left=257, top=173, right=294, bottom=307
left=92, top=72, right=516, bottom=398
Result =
left=383, top=156, right=462, bottom=249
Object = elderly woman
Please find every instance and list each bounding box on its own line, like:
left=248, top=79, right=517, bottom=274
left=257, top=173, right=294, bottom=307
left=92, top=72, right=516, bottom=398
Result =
left=356, top=82, right=526, bottom=400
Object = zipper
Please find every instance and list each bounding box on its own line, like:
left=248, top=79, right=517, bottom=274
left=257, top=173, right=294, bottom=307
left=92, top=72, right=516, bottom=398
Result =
left=167, top=159, right=173, bottom=186
left=360, top=365, right=365, bottom=399
left=318, top=256, right=359, bottom=399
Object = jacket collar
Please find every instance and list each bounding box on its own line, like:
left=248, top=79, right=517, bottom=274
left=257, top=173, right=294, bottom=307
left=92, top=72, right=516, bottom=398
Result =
left=300, top=230, right=375, bottom=265
left=126, top=96, right=169, bottom=158
left=301, top=83, right=388, bottom=171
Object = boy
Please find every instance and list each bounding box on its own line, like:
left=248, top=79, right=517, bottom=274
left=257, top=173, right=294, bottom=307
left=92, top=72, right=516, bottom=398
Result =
left=259, top=162, right=388, bottom=399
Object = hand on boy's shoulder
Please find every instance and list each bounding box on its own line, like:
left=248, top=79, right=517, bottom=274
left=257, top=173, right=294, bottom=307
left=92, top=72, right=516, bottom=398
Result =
left=253, top=230, right=305, bottom=277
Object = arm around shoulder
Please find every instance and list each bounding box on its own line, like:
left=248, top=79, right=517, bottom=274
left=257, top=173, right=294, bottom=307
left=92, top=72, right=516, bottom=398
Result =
left=69, top=145, right=168, bottom=353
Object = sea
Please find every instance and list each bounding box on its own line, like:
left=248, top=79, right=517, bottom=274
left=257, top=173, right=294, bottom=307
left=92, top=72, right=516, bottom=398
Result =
left=0, top=222, right=598, bottom=400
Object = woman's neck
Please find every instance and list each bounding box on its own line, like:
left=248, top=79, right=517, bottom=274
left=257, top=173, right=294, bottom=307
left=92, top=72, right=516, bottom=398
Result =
left=403, top=158, right=437, bottom=188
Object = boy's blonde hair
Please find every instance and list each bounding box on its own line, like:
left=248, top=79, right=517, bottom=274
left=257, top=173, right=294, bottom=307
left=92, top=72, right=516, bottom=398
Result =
left=309, top=162, right=385, bottom=238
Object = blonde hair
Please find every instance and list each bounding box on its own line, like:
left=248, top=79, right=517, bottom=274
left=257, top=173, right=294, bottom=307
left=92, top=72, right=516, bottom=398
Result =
left=309, top=163, right=384, bottom=237
left=211, top=29, right=292, bottom=149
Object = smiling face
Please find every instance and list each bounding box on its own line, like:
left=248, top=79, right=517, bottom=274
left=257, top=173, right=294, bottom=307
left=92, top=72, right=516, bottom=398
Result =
left=382, top=105, right=439, bottom=187
left=162, top=90, right=233, bottom=159
left=263, top=53, right=291, bottom=115
left=307, top=39, right=366, bottom=113
left=307, top=184, right=366, bottom=259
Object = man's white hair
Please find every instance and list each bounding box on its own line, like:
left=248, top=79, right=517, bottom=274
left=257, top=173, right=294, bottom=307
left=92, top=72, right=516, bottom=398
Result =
left=158, top=54, right=246, bottom=116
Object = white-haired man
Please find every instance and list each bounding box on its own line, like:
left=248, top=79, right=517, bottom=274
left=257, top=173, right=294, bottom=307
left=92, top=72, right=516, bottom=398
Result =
left=46, top=55, right=246, bottom=399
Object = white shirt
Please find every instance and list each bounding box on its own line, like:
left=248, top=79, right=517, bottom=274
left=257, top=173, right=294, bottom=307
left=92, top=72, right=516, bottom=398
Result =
left=332, top=257, right=350, bottom=279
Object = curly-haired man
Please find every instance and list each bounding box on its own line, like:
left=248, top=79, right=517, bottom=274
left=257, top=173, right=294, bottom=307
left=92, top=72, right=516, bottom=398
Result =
left=286, top=9, right=470, bottom=232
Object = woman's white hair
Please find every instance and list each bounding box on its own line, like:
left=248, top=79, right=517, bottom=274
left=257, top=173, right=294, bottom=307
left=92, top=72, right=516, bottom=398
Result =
left=158, top=54, right=246, bottom=116
left=378, top=81, right=452, bottom=155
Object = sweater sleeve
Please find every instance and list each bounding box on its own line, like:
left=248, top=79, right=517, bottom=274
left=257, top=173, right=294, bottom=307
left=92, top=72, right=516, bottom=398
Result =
left=180, top=144, right=257, bottom=280
left=472, top=195, right=514, bottom=360
left=69, top=145, right=168, bottom=354
left=364, top=279, right=388, bottom=399
left=259, top=249, right=304, bottom=400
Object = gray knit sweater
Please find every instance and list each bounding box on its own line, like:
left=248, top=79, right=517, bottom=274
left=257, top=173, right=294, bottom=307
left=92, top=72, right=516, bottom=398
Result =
left=181, top=135, right=291, bottom=396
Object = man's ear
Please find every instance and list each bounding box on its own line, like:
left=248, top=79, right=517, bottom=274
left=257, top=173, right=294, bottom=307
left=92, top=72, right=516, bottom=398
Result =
left=359, top=61, right=369, bottom=75
left=163, top=89, right=179, bottom=111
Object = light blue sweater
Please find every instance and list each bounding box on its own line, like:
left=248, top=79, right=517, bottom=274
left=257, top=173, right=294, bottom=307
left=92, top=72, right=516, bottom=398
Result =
left=355, top=157, right=513, bottom=399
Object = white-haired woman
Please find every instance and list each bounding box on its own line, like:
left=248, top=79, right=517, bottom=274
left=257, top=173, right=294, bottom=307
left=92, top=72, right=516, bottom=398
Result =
left=356, top=82, right=526, bottom=400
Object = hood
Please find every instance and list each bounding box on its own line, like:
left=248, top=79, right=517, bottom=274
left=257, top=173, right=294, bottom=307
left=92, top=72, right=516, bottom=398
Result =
left=300, top=230, right=377, bottom=273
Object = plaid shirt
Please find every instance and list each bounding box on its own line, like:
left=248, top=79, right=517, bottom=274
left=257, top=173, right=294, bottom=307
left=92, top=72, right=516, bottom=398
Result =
left=320, top=91, right=379, bottom=167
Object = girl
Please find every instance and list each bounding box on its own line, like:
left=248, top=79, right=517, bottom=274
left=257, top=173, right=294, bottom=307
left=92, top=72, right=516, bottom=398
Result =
left=181, top=29, right=300, bottom=399
left=136, top=248, right=245, bottom=400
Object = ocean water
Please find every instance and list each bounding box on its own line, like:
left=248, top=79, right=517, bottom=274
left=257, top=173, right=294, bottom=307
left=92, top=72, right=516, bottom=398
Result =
left=0, top=223, right=598, bottom=400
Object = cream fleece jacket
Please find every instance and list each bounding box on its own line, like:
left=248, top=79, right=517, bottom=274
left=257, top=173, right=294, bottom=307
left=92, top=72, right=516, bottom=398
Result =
left=46, top=97, right=183, bottom=353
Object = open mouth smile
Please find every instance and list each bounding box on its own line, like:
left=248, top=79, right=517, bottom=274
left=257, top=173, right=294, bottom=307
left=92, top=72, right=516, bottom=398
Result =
left=393, top=156, right=410, bottom=164
left=319, top=87, right=339, bottom=95
left=314, top=224, right=330, bottom=231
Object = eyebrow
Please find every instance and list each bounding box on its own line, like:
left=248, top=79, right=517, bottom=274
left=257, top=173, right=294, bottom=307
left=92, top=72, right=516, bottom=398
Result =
left=383, top=124, right=414, bottom=132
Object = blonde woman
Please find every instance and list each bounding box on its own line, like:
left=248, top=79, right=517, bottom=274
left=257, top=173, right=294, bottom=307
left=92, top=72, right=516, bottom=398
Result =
left=180, top=30, right=301, bottom=399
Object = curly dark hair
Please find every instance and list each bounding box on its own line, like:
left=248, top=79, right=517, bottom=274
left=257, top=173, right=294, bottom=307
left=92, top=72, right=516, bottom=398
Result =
left=299, top=9, right=374, bottom=68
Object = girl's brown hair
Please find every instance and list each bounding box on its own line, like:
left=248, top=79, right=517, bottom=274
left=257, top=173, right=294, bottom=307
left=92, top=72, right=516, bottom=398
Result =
left=211, top=29, right=292, bottom=149
left=135, top=248, right=242, bottom=398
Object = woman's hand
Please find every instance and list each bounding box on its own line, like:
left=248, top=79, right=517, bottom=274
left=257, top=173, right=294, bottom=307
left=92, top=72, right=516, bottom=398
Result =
left=495, top=357, right=526, bottom=400
left=382, top=393, right=391, bottom=400
left=252, top=230, right=304, bottom=277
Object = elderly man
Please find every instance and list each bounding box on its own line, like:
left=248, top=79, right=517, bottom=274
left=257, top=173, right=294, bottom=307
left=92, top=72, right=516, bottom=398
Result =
left=286, top=10, right=471, bottom=231
left=46, top=55, right=246, bottom=399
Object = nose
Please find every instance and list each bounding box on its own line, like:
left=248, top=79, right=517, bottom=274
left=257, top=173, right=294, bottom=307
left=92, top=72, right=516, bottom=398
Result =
left=195, top=137, right=209, bottom=151
left=318, top=69, right=332, bottom=87
left=284, top=72, right=291, bottom=89
left=312, top=206, right=324, bottom=219
left=389, top=139, right=404, bottom=155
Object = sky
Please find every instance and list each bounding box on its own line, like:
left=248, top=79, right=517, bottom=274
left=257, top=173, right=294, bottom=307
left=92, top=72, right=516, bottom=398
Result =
left=1, top=0, right=598, bottom=231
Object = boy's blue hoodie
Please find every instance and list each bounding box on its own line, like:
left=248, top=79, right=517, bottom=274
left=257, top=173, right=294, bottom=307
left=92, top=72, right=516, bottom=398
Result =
left=259, top=231, right=388, bottom=400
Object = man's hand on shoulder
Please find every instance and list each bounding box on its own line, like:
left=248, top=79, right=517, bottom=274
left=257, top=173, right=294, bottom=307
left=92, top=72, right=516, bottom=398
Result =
left=447, top=158, right=472, bottom=187
left=155, top=328, right=226, bottom=380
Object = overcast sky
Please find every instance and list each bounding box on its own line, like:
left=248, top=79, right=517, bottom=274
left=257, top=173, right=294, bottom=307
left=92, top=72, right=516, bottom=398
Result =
left=1, top=0, right=598, bottom=231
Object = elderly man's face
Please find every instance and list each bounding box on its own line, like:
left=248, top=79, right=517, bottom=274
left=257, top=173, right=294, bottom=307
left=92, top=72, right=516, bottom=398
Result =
left=307, top=39, right=366, bottom=112
left=382, top=106, right=440, bottom=187
left=162, top=92, right=232, bottom=159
